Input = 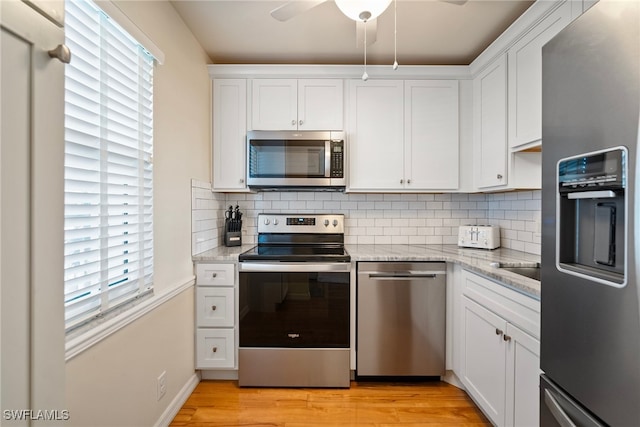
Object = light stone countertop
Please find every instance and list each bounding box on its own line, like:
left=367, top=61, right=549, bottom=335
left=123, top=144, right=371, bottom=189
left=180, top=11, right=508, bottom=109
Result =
left=193, top=244, right=541, bottom=299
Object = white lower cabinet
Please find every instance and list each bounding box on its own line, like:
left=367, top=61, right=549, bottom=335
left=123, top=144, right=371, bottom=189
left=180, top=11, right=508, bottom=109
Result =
left=459, top=269, right=540, bottom=427
left=195, top=263, right=237, bottom=370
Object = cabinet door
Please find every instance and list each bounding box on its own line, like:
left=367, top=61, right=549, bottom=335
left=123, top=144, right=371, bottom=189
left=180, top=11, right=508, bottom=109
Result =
left=298, top=79, right=343, bottom=130
left=405, top=80, right=459, bottom=190
left=2, top=0, right=66, bottom=416
left=508, top=1, right=572, bottom=149
left=196, top=287, right=235, bottom=327
left=251, top=79, right=297, bottom=130
left=348, top=80, right=404, bottom=191
left=462, top=296, right=507, bottom=427
left=474, top=55, right=508, bottom=189
left=505, top=323, right=540, bottom=427
left=213, top=79, right=247, bottom=190
left=196, top=328, right=235, bottom=369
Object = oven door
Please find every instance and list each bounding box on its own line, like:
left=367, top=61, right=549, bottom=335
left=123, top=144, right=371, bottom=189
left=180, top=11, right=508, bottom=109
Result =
left=238, top=262, right=350, bottom=348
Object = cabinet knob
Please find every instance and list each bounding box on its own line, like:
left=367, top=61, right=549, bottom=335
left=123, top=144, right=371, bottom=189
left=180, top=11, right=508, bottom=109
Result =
left=212, top=347, right=218, bottom=353
left=299, top=120, right=303, bottom=126
left=503, top=334, right=512, bottom=342
left=48, top=44, right=71, bottom=64
left=495, top=328, right=503, bottom=336
left=211, top=305, right=217, bottom=311
left=239, top=178, right=244, bottom=184
left=291, top=120, right=296, bottom=126
left=400, top=179, right=404, bottom=184
left=211, top=273, right=217, bottom=278
left=497, top=174, right=503, bottom=180
left=407, top=179, right=411, bottom=184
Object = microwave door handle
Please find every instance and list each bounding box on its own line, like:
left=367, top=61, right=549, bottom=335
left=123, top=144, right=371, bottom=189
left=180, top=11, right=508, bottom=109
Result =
left=325, top=140, right=331, bottom=178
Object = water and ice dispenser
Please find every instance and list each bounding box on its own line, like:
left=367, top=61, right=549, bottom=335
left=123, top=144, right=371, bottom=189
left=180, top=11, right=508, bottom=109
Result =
left=556, top=147, right=627, bottom=287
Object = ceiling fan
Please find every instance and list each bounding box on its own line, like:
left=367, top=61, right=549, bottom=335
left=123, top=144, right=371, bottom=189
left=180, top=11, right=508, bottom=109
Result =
left=271, top=0, right=468, bottom=80
left=271, top=0, right=469, bottom=47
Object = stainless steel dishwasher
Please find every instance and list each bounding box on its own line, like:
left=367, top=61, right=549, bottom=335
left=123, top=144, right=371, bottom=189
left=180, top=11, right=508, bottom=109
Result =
left=357, top=262, right=446, bottom=377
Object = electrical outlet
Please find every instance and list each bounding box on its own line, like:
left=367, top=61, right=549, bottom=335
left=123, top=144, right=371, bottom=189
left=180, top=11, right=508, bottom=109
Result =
left=157, top=371, right=167, bottom=401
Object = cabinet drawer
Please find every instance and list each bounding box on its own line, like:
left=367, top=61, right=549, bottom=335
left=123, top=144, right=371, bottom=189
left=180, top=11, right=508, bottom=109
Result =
left=196, top=328, right=235, bottom=369
left=462, top=269, right=540, bottom=339
left=195, top=263, right=234, bottom=286
left=196, top=287, right=234, bottom=327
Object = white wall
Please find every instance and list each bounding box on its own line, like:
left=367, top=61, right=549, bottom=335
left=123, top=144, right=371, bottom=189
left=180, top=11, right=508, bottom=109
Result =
left=65, top=1, right=211, bottom=425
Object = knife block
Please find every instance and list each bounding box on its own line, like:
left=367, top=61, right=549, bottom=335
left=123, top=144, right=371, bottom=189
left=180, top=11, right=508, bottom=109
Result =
left=224, top=218, right=242, bottom=247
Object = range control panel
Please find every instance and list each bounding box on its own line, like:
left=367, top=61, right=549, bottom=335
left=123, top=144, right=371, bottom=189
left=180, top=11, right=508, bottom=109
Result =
left=258, top=214, right=344, bottom=234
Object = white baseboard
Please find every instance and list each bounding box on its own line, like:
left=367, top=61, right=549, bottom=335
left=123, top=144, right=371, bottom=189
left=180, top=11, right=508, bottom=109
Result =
left=154, top=372, right=200, bottom=427
left=442, top=370, right=466, bottom=390
left=200, top=369, right=239, bottom=380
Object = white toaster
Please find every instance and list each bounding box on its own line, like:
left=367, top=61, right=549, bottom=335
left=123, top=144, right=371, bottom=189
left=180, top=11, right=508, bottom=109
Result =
left=458, top=225, right=500, bottom=249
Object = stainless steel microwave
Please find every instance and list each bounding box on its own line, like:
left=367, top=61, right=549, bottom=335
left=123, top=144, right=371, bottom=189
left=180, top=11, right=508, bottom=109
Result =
left=246, top=130, right=346, bottom=190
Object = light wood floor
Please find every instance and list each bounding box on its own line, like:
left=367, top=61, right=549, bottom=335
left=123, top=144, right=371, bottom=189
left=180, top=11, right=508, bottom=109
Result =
left=170, top=380, right=491, bottom=426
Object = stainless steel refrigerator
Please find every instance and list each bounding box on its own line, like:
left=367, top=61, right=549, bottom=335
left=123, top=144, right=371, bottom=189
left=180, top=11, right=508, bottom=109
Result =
left=541, top=0, right=640, bottom=425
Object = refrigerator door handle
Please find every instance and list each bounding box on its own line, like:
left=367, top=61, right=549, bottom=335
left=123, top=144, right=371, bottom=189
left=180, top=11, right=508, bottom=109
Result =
left=545, top=389, right=578, bottom=427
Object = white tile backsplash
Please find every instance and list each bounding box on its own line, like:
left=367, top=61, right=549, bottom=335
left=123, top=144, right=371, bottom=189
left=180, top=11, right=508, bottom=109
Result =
left=191, top=182, right=543, bottom=256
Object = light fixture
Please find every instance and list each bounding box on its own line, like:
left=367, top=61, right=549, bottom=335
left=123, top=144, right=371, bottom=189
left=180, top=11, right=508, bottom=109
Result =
left=334, top=0, right=392, bottom=22
left=335, top=0, right=393, bottom=80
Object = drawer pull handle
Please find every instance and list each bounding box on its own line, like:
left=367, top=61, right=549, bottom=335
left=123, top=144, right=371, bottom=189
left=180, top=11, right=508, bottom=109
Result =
left=495, top=328, right=503, bottom=336
left=503, top=334, right=512, bottom=342
left=212, top=347, right=218, bottom=353
left=211, top=305, right=217, bottom=311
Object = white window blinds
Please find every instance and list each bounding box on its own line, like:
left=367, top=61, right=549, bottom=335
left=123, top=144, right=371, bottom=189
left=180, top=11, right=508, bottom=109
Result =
left=64, top=0, right=154, bottom=332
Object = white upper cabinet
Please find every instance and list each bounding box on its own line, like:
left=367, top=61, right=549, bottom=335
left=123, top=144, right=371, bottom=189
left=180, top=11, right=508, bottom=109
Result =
left=405, top=80, right=459, bottom=190
left=474, top=54, right=508, bottom=189
left=508, top=0, right=573, bottom=150
left=347, top=80, right=405, bottom=191
left=251, top=79, right=343, bottom=131
left=348, top=80, right=459, bottom=192
left=212, top=79, right=248, bottom=191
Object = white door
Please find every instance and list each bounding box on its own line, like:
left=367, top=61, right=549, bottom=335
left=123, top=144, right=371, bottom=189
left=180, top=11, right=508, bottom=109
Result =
left=462, top=297, right=507, bottom=427
left=405, top=80, right=459, bottom=190
left=347, top=80, right=404, bottom=191
left=505, top=323, right=541, bottom=427
left=251, top=79, right=297, bottom=130
left=213, top=79, right=247, bottom=191
left=1, top=1, right=66, bottom=419
left=297, top=79, right=343, bottom=130
left=474, top=55, right=508, bottom=189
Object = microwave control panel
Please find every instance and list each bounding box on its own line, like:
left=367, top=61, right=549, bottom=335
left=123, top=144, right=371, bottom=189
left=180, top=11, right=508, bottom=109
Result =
left=331, top=141, right=344, bottom=178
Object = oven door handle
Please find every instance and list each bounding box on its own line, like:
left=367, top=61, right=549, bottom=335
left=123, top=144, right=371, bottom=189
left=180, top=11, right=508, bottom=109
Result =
left=239, top=262, right=351, bottom=273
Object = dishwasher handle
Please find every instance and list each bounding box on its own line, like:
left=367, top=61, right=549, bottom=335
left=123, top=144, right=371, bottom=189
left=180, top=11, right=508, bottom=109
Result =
left=366, top=271, right=445, bottom=279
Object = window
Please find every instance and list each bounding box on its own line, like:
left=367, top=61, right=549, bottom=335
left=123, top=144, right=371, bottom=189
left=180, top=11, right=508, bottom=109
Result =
left=64, top=0, right=154, bottom=332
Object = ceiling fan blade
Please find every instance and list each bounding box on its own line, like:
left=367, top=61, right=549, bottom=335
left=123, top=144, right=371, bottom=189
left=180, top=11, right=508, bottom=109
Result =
left=270, top=0, right=327, bottom=21
left=440, top=0, right=469, bottom=5
left=356, top=18, right=377, bottom=47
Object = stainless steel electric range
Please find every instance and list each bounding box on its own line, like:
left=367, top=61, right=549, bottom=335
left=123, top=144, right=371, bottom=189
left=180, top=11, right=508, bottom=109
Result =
left=238, top=213, right=351, bottom=388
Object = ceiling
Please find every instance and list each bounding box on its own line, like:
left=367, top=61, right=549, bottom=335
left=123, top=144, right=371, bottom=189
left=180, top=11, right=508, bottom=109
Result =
left=170, top=0, right=535, bottom=66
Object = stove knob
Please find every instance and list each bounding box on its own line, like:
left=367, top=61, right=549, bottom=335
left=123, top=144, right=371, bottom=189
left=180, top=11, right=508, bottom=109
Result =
left=332, top=219, right=339, bottom=227
left=273, top=219, right=279, bottom=225
left=264, top=218, right=270, bottom=225
left=324, top=219, right=329, bottom=227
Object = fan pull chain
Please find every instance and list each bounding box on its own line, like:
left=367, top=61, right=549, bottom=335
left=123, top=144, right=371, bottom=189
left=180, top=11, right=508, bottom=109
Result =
left=362, top=19, right=369, bottom=81
left=393, top=0, right=398, bottom=70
